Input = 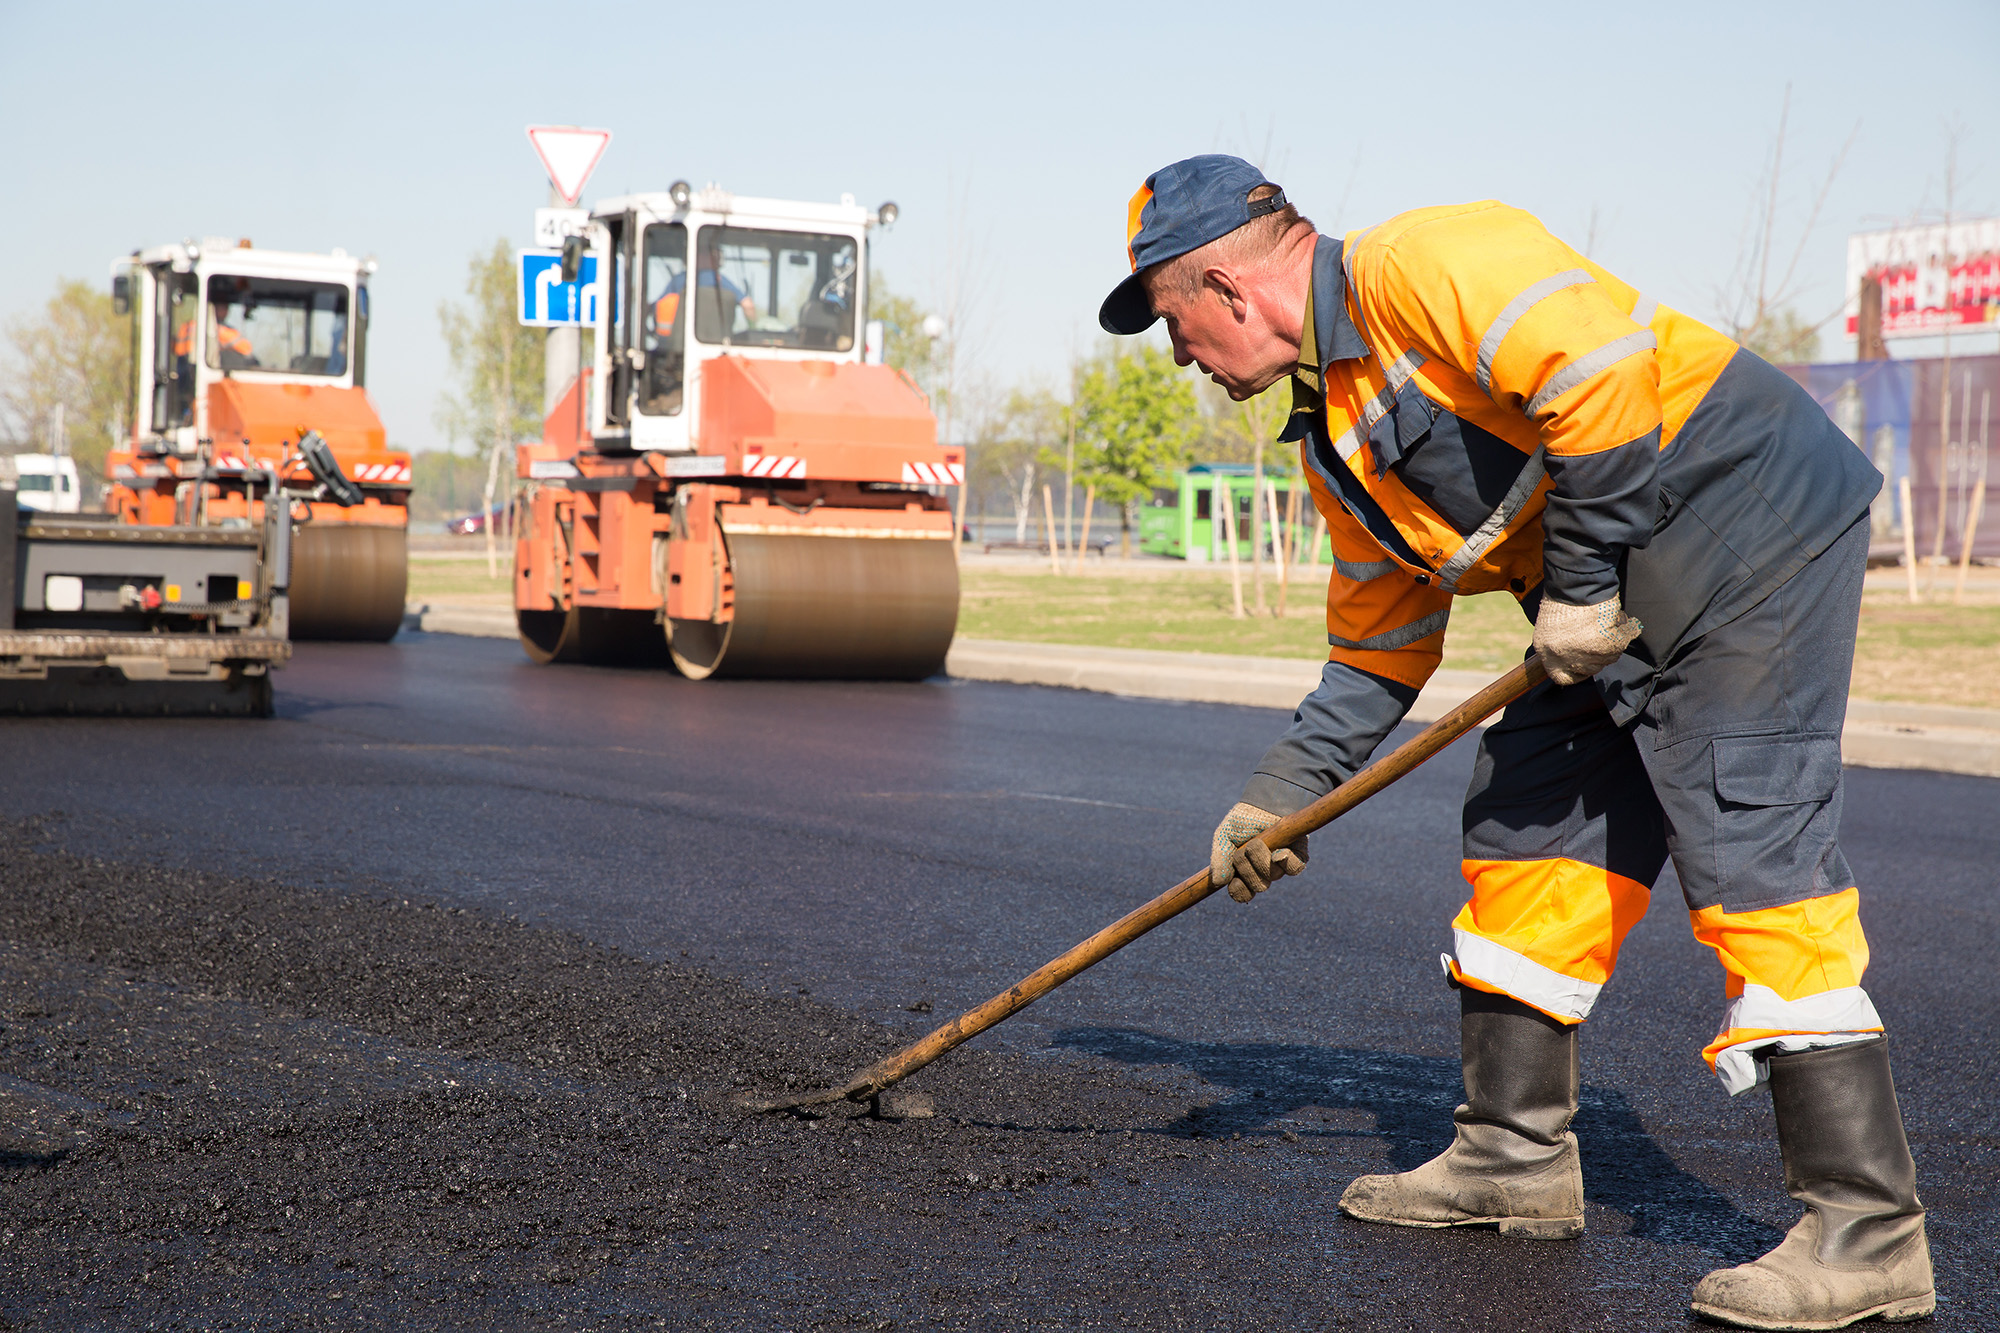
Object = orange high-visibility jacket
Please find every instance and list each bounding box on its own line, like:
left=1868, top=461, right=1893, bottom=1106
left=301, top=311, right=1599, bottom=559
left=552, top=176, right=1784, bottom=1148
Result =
left=175, top=319, right=254, bottom=361
left=1243, top=202, right=1879, bottom=815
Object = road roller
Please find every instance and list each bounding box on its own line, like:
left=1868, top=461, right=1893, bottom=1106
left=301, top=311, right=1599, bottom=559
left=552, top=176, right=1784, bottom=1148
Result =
left=103, top=239, right=410, bottom=641
left=513, top=186, right=963, bottom=679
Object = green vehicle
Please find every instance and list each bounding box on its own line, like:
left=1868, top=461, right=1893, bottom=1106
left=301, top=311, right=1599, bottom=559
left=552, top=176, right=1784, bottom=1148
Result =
left=1139, top=463, right=1331, bottom=562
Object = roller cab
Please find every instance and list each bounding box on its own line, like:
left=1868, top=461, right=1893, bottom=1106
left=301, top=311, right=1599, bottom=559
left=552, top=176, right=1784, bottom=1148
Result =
left=105, top=240, right=409, bottom=641
left=514, top=188, right=961, bottom=680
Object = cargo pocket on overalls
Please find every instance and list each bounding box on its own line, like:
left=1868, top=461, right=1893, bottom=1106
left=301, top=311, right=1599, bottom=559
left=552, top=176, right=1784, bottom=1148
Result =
left=1710, top=735, right=1848, bottom=909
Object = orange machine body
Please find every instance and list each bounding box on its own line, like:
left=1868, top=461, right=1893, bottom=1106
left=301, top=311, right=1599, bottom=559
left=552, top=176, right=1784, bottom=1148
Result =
left=106, top=381, right=409, bottom=530
left=515, top=355, right=959, bottom=624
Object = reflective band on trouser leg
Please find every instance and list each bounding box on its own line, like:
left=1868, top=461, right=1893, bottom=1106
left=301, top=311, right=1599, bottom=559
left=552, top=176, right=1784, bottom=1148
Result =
left=1692, top=887, right=1884, bottom=1095
left=1444, top=857, right=1652, bottom=1023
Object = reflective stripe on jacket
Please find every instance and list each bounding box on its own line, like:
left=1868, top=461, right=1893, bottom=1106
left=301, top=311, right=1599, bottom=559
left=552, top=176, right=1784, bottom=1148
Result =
left=1291, top=202, right=1876, bottom=697
left=1241, top=203, right=1880, bottom=816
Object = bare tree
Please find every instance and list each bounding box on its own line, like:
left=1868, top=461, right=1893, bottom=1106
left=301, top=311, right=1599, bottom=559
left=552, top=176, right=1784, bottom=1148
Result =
left=926, top=172, right=997, bottom=458
left=1714, top=86, right=1860, bottom=363
left=973, top=388, right=1064, bottom=542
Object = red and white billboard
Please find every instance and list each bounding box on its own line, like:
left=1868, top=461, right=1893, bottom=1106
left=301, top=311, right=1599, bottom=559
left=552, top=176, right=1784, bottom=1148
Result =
left=1846, top=219, right=2000, bottom=339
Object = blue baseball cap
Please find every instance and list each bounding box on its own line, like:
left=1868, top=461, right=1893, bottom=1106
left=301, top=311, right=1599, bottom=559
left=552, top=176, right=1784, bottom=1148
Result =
left=1098, top=154, right=1286, bottom=335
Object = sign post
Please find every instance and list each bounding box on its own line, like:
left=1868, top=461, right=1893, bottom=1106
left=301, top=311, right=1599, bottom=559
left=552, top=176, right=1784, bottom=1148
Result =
left=525, top=126, right=612, bottom=424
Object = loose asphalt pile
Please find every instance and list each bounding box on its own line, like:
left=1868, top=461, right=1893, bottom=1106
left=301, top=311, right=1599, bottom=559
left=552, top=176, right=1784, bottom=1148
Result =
left=3, top=813, right=1989, bottom=1331
left=0, top=817, right=1388, bottom=1331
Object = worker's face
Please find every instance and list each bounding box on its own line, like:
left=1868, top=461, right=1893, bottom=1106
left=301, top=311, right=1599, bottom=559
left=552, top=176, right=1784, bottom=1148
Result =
left=1155, top=275, right=1294, bottom=401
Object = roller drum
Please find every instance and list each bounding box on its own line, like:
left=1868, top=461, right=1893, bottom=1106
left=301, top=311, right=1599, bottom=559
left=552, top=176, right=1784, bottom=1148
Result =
left=518, top=606, right=668, bottom=667
left=290, top=524, right=409, bottom=642
left=669, top=532, right=958, bottom=680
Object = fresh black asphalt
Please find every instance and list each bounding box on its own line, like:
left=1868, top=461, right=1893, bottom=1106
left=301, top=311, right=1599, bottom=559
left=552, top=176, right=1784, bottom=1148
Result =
left=0, top=631, right=1993, bottom=1329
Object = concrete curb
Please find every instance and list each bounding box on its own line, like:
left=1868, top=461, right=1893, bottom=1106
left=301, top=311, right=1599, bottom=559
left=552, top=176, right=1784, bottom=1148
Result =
left=942, top=638, right=2000, bottom=781
left=405, top=603, right=515, bottom=639
left=944, top=638, right=1527, bottom=727
left=400, top=606, right=1999, bottom=780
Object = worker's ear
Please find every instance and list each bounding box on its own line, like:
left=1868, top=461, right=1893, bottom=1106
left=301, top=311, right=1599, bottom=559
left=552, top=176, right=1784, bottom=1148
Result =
left=1202, top=265, right=1249, bottom=322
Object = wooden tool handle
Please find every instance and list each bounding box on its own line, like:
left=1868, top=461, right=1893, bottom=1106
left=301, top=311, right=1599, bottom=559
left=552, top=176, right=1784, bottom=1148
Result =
left=1256, top=655, right=1548, bottom=854
left=738, top=655, right=1548, bottom=1113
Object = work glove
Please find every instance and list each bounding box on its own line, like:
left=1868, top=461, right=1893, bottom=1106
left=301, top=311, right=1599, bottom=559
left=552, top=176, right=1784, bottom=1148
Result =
left=1209, top=802, right=1309, bottom=904
left=1532, top=595, right=1642, bottom=686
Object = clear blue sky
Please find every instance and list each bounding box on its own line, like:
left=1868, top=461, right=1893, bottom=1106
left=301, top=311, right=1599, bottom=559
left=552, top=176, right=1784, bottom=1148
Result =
left=2, top=1, right=1994, bottom=455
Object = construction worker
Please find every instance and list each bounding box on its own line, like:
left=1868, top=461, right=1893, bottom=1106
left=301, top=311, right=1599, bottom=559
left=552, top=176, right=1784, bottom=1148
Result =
left=175, top=292, right=256, bottom=371
left=1100, top=155, right=1932, bottom=1329
left=652, top=242, right=756, bottom=340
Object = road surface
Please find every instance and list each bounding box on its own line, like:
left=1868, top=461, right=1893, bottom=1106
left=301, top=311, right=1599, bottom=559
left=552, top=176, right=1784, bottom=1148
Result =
left=1, top=632, right=1992, bottom=1329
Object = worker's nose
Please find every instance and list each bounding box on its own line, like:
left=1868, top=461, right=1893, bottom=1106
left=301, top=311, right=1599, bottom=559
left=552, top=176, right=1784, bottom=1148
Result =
left=1169, top=334, right=1193, bottom=368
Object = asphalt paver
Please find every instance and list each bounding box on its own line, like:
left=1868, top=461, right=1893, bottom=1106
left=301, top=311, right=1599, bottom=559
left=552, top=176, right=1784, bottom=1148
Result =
left=0, top=633, right=1993, bottom=1330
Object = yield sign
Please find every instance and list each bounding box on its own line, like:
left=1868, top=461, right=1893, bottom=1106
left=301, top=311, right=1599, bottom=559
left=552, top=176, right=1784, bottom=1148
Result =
left=525, top=125, right=612, bottom=205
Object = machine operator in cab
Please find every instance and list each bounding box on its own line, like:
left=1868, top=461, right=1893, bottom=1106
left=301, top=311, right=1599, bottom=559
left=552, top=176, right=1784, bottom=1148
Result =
left=1098, top=155, right=1930, bottom=1330
left=650, top=241, right=756, bottom=341
left=175, top=287, right=257, bottom=373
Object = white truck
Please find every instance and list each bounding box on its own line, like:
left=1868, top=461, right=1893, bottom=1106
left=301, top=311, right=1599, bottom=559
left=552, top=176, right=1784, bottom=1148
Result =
left=0, top=454, right=82, bottom=514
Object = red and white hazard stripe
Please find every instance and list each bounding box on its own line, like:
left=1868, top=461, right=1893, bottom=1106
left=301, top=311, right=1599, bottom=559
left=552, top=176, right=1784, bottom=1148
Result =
left=901, top=461, right=965, bottom=486
left=352, top=462, right=412, bottom=483
left=742, top=455, right=807, bottom=480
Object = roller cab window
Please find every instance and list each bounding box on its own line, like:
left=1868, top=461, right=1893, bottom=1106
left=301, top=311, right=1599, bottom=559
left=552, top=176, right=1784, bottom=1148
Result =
left=156, top=269, right=200, bottom=429
left=693, top=226, right=857, bottom=351
left=202, top=275, right=351, bottom=376
left=639, top=223, right=689, bottom=415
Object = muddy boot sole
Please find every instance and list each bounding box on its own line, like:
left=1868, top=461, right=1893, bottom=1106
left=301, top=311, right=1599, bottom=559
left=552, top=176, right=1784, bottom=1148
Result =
left=1337, top=1199, right=1585, bottom=1240
left=1687, top=1292, right=1936, bottom=1330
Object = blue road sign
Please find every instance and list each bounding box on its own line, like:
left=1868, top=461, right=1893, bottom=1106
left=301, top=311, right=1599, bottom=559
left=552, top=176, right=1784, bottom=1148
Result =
left=517, top=249, right=610, bottom=327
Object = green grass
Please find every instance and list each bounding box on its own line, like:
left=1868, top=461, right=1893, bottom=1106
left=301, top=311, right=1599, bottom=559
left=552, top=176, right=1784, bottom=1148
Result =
left=1852, top=595, right=2000, bottom=709
left=413, top=551, right=1998, bottom=709
left=957, top=567, right=1533, bottom=675
left=961, top=566, right=2000, bottom=708
left=408, top=556, right=513, bottom=604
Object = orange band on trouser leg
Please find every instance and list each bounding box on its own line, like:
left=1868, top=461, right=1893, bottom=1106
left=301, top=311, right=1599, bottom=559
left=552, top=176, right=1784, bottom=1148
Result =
left=1692, top=887, right=1883, bottom=1095
left=1445, top=858, right=1653, bottom=1024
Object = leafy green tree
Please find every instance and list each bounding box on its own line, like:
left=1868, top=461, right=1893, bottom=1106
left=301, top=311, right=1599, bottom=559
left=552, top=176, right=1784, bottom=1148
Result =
left=408, top=450, right=494, bottom=523
left=435, top=239, right=545, bottom=457
left=1073, top=344, right=1199, bottom=556
left=867, top=273, right=946, bottom=407
left=1192, top=378, right=1296, bottom=465
left=975, top=387, right=1066, bottom=540
left=437, top=240, right=544, bottom=570
left=1, top=277, right=131, bottom=494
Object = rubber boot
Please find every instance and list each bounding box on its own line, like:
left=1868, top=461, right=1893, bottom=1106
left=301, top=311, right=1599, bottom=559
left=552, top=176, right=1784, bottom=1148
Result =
left=1690, top=1038, right=1933, bottom=1330
left=1338, top=988, right=1585, bottom=1239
